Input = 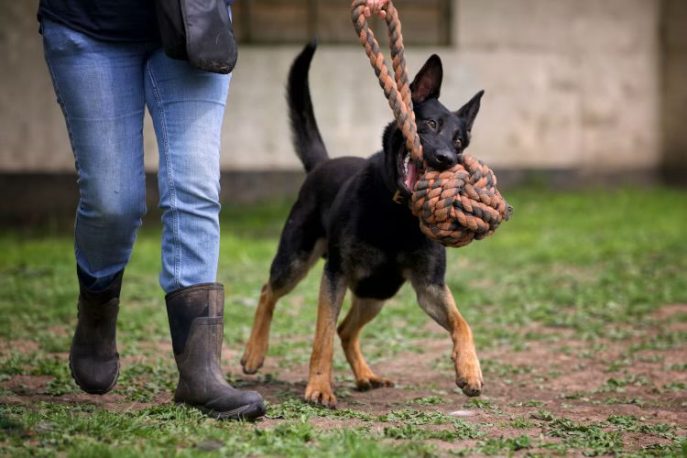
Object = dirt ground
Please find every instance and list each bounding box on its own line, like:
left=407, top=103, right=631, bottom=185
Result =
left=2, top=304, right=686, bottom=456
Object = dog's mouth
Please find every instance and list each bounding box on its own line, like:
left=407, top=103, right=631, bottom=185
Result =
left=397, top=150, right=424, bottom=196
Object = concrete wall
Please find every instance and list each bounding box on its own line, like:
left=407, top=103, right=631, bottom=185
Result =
left=0, top=0, right=678, bottom=177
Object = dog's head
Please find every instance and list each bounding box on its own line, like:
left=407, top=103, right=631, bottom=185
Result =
left=383, top=55, right=484, bottom=198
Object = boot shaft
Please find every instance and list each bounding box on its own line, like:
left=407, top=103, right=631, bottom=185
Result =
left=166, top=283, right=224, bottom=356
left=74, top=268, right=123, bottom=348
left=77, top=267, right=124, bottom=305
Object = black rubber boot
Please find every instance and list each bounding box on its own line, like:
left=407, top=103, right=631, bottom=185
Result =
left=166, top=283, right=266, bottom=421
left=69, top=269, right=123, bottom=395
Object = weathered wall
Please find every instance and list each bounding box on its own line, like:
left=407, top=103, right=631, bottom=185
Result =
left=0, top=0, right=672, bottom=176
left=0, top=0, right=65, bottom=172
left=456, top=0, right=660, bottom=173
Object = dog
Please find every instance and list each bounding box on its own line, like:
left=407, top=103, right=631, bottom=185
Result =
left=241, top=42, right=485, bottom=408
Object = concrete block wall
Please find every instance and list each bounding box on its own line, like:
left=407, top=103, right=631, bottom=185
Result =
left=0, top=0, right=681, bottom=178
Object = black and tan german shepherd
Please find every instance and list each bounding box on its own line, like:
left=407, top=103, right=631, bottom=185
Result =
left=241, top=42, right=485, bottom=408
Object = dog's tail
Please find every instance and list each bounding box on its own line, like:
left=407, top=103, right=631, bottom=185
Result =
left=288, top=41, right=329, bottom=173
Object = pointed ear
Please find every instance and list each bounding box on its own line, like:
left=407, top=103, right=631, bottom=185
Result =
left=410, top=55, right=443, bottom=104
left=455, top=90, right=484, bottom=132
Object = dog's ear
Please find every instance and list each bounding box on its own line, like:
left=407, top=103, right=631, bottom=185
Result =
left=410, top=55, right=443, bottom=104
left=455, top=90, right=484, bottom=133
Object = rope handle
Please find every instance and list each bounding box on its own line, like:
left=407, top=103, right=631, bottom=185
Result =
left=351, top=0, right=423, bottom=163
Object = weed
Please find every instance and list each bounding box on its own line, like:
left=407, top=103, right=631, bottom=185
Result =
left=662, top=382, right=686, bottom=392
left=547, top=418, right=624, bottom=456
left=509, top=417, right=535, bottom=429
left=477, top=435, right=532, bottom=455
left=597, top=374, right=651, bottom=393
left=408, top=395, right=444, bottom=406
left=383, top=421, right=480, bottom=441
left=379, top=409, right=454, bottom=426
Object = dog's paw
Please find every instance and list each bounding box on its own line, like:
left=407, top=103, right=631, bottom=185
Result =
left=304, top=382, right=337, bottom=409
left=356, top=375, right=395, bottom=391
left=454, top=350, right=484, bottom=397
left=240, top=347, right=265, bottom=375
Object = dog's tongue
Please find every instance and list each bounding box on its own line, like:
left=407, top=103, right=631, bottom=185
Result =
left=404, top=161, right=417, bottom=191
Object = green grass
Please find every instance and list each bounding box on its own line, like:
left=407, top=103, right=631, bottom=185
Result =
left=1, top=186, right=686, bottom=456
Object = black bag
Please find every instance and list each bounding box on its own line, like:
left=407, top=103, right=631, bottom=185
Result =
left=155, top=0, right=238, bottom=74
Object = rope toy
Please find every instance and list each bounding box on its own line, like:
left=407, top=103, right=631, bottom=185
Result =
left=351, top=0, right=512, bottom=248
left=411, top=154, right=512, bottom=247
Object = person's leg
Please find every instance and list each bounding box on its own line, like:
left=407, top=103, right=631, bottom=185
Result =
left=144, top=50, right=264, bottom=420
left=41, top=19, right=148, bottom=287
left=41, top=19, right=149, bottom=393
left=144, top=49, right=226, bottom=292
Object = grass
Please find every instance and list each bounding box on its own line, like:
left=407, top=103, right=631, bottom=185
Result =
left=1, top=185, right=686, bottom=456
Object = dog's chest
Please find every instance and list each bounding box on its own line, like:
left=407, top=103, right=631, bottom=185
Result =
left=341, top=240, right=407, bottom=300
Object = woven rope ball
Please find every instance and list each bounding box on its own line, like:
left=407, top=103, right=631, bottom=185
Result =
left=410, top=154, right=513, bottom=248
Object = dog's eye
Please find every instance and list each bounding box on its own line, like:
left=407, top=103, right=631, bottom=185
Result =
left=425, top=120, right=437, bottom=130
left=454, top=138, right=463, bottom=148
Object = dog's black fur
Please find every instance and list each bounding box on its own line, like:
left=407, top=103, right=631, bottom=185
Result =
left=242, top=42, right=485, bottom=406
left=273, top=42, right=483, bottom=299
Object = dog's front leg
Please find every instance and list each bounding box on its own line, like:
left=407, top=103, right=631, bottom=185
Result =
left=305, top=267, right=347, bottom=408
left=413, top=282, right=483, bottom=397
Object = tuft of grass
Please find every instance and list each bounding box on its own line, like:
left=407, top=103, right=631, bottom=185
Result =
left=379, top=409, right=456, bottom=426
left=546, top=417, right=624, bottom=456
left=477, top=435, right=532, bottom=455
left=266, top=398, right=375, bottom=421
left=383, top=421, right=481, bottom=441
left=407, top=395, right=444, bottom=406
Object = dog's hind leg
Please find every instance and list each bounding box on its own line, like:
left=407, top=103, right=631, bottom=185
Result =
left=337, top=295, right=394, bottom=391
left=240, top=282, right=282, bottom=375
left=304, top=266, right=347, bottom=408
left=412, top=281, right=483, bottom=397
left=241, top=240, right=325, bottom=374
left=241, top=202, right=326, bottom=375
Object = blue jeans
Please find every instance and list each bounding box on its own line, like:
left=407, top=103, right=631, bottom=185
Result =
left=41, top=19, right=230, bottom=293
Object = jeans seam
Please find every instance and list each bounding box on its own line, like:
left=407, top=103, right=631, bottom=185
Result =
left=146, top=63, right=182, bottom=291
left=43, top=41, right=88, bottom=273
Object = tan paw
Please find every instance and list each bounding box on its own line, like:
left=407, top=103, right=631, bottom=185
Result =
left=454, top=350, right=484, bottom=397
left=304, top=381, right=337, bottom=409
left=240, top=344, right=265, bottom=375
left=356, top=374, right=395, bottom=391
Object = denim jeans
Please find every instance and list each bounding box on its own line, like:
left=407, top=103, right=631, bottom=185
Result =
left=41, top=19, right=230, bottom=293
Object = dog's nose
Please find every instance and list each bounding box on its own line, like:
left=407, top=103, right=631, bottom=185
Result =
left=435, top=149, right=457, bottom=167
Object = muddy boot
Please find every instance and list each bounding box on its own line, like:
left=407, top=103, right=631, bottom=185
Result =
left=69, top=269, right=123, bottom=395
left=166, top=283, right=266, bottom=421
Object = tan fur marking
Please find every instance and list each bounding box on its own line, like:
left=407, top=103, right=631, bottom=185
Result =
left=337, top=296, right=393, bottom=390
left=304, top=272, right=346, bottom=408
left=241, top=239, right=326, bottom=375
left=414, top=283, right=483, bottom=396
left=240, top=284, right=276, bottom=374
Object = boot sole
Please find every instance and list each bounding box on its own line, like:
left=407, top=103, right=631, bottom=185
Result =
left=68, top=355, right=120, bottom=395
left=180, top=401, right=266, bottom=421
